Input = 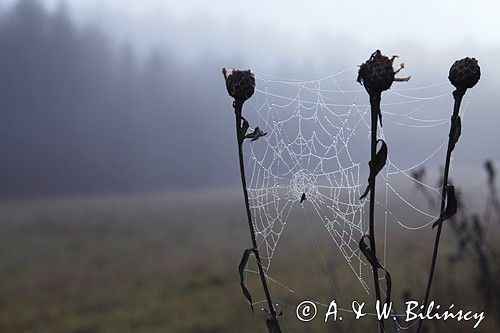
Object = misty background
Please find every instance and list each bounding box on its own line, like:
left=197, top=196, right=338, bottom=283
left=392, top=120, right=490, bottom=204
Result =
left=1, top=2, right=499, bottom=332
left=0, top=0, right=499, bottom=198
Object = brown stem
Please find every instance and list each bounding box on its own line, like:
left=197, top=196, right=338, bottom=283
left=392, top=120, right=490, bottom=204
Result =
left=416, top=88, right=466, bottom=333
left=369, top=93, right=385, bottom=333
left=233, top=100, right=281, bottom=332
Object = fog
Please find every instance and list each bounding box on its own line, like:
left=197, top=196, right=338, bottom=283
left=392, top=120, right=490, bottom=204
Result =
left=0, top=0, right=499, bottom=198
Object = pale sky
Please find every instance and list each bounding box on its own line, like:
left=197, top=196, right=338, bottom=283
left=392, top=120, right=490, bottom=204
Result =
left=32, top=0, right=500, bottom=48
left=2, top=0, right=499, bottom=76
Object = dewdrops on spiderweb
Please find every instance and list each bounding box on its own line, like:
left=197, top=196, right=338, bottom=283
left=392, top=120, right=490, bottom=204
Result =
left=240, top=66, right=470, bottom=302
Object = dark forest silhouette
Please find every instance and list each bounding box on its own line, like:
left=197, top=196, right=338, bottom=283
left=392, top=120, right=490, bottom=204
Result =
left=0, top=0, right=497, bottom=198
left=0, top=0, right=235, bottom=197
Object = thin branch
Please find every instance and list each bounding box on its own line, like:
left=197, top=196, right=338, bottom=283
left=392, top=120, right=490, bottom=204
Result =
left=368, top=93, right=385, bottom=333
left=416, top=88, right=465, bottom=333
left=233, top=100, right=281, bottom=333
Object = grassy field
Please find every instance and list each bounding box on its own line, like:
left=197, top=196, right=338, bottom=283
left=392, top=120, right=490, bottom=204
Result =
left=0, top=189, right=498, bottom=332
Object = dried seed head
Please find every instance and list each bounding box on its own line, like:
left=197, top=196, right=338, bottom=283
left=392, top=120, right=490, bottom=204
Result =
left=357, top=50, right=409, bottom=94
left=222, top=68, right=255, bottom=102
left=448, top=57, right=480, bottom=89
left=484, top=159, right=495, bottom=183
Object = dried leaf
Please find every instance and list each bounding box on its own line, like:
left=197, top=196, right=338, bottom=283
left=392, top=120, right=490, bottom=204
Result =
left=449, top=115, right=461, bottom=152
left=359, top=235, right=379, bottom=268
left=245, top=126, right=267, bottom=142
left=359, top=236, right=392, bottom=304
left=360, top=139, right=388, bottom=199
left=432, top=185, right=458, bottom=229
left=239, top=248, right=257, bottom=312
left=241, top=117, right=250, bottom=137
left=266, top=316, right=282, bottom=333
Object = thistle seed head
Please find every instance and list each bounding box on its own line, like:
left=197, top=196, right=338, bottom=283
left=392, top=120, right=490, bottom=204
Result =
left=222, top=68, right=255, bottom=102
left=357, top=50, right=409, bottom=94
left=448, top=57, right=480, bottom=89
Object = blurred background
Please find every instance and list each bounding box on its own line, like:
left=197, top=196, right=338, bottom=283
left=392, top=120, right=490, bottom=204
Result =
left=0, top=0, right=499, bottom=332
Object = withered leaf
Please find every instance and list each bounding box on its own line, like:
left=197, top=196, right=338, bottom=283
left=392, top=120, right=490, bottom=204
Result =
left=266, top=316, right=282, bottom=333
left=449, top=115, right=461, bottom=152
left=360, top=139, right=388, bottom=199
left=241, top=117, right=250, bottom=137
left=245, top=127, right=267, bottom=142
left=359, top=235, right=392, bottom=304
left=239, top=248, right=257, bottom=313
left=432, top=185, right=458, bottom=229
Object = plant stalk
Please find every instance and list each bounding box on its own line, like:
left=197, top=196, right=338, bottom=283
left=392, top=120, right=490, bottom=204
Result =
left=233, top=100, right=281, bottom=333
left=369, top=93, right=385, bottom=333
left=416, top=88, right=465, bottom=333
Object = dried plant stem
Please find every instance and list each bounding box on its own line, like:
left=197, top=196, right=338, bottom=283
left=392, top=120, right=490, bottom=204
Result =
left=234, top=101, right=281, bottom=333
left=417, top=88, right=465, bottom=333
left=369, top=94, right=385, bottom=333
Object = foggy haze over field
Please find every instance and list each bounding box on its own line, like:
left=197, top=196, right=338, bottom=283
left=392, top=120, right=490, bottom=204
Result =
left=0, top=0, right=499, bottom=198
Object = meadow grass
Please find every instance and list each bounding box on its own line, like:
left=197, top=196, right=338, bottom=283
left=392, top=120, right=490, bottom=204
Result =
left=0, top=189, right=497, bottom=332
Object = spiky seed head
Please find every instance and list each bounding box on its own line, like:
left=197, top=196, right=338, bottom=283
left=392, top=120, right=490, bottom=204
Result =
left=223, top=69, right=255, bottom=102
left=448, top=57, right=480, bottom=89
left=357, top=50, right=395, bottom=94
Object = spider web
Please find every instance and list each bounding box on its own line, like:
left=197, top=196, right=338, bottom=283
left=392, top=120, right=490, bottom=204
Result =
left=242, top=66, right=471, bottom=302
